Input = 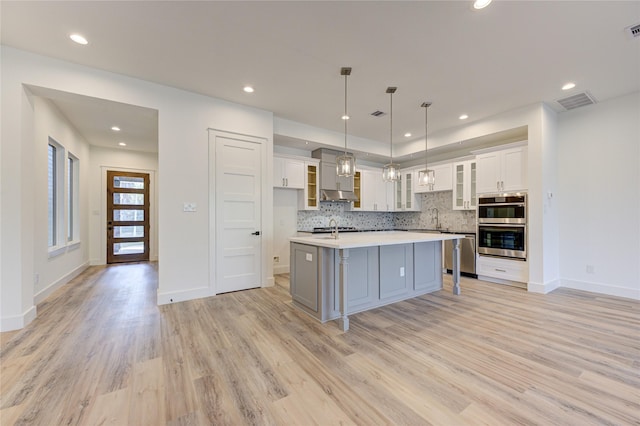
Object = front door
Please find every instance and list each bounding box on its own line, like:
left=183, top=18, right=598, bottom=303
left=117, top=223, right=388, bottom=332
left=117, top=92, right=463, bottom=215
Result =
left=214, top=133, right=263, bottom=294
left=106, top=171, right=150, bottom=264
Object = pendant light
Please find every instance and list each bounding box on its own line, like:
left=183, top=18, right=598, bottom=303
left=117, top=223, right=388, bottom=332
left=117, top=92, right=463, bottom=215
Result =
left=382, top=87, right=400, bottom=182
left=336, top=67, right=355, bottom=177
left=418, top=102, right=435, bottom=189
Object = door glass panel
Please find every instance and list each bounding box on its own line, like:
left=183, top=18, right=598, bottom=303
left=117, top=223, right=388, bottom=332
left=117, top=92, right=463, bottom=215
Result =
left=113, top=193, right=144, bottom=205
left=113, top=209, right=145, bottom=221
left=470, top=163, right=477, bottom=207
left=114, top=242, right=144, bottom=255
left=406, top=173, right=412, bottom=209
left=114, top=226, right=144, bottom=238
left=113, top=176, right=144, bottom=189
left=456, top=165, right=464, bottom=207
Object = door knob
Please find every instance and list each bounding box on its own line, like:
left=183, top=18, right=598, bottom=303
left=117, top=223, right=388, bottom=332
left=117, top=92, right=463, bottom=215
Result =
left=251, top=231, right=260, bottom=236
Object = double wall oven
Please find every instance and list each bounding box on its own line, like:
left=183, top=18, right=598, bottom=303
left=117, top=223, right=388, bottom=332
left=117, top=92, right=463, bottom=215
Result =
left=477, top=194, right=527, bottom=261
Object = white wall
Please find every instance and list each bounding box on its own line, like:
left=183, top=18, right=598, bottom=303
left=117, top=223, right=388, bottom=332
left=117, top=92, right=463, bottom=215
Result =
left=557, top=92, right=640, bottom=299
left=32, top=96, right=91, bottom=303
left=88, top=146, right=159, bottom=265
left=273, top=188, right=299, bottom=274
left=1, top=46, right=273, bottom=330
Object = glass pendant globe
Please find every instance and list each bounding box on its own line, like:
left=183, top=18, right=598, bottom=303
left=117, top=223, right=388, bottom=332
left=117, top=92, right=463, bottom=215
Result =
left=336, top=154, right=356, bottom=177
left=382, top=163, right=400, bottom=182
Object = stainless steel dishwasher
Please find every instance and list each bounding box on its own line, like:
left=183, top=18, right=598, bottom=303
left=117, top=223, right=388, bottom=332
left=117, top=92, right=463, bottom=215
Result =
left=445, top=234, right=476, bottom=277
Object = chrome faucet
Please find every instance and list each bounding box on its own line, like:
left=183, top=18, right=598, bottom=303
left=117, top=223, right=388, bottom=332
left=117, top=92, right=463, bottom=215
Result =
left=329, top=218, right=339, bottom=239
left=431, top=208, right=441, bottom=230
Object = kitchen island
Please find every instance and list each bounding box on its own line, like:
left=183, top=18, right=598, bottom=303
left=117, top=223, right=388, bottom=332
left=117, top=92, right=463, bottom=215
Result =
left=289, top=231, right=463, bottom=331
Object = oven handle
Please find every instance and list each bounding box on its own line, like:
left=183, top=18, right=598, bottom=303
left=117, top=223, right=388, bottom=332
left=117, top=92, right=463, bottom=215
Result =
left=478, top=203, right=526, bottom=207
left=478, top=223, right=526, bottom=228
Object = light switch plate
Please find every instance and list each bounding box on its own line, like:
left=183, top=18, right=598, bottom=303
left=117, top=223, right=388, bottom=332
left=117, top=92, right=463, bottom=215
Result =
left=183, top=202, right=197, bottom=212
left=306, top=253, right=313, bottom=262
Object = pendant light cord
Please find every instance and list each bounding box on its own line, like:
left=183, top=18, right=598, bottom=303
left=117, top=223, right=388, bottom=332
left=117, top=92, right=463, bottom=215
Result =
left=425, top=103, right=428, bottom=169
left=389, top=91, right=393, bottom=163
left=344, top=73, right=348, bottom=156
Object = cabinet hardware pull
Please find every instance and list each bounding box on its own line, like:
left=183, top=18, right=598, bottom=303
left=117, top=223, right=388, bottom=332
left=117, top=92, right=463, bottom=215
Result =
left=495, top=268, right=506, bottom=272
left=251, top=231, right=261, bottom=236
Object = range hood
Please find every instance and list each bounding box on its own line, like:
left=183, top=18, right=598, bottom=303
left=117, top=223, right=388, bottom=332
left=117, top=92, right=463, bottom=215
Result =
left=321, top=189, right=359, bottom=202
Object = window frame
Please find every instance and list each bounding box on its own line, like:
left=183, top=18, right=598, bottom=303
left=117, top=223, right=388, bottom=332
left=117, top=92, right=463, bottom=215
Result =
left=48, top=137, right=80, bottom=258
left=67, top=152, right=80, bottom=244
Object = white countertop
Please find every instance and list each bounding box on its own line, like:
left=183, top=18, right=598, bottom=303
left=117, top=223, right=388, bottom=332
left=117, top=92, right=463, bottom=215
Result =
left=290, top=231, right=465, bottom=249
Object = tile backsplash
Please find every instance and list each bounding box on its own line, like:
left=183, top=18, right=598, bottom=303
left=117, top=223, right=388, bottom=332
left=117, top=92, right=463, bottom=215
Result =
left=298, top=191, right=476, bottom=232
left=297, top=202, right=394, bottom=231
left=394, top=191, right=477, bottom=232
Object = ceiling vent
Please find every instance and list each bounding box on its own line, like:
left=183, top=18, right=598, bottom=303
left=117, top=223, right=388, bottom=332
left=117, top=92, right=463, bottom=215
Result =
left=370, top=110, right=386, bottom=117
left=556, top=91, right=597, bottom=111
left=625, top=23, right=640, bottom=39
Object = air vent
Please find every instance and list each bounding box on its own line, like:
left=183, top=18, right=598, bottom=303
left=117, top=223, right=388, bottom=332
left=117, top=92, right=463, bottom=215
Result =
left=556, top=91, right=597, bottom=111
left=371, top=110, right=386, bottom=117
left=625, top=23, right=640, bottom=39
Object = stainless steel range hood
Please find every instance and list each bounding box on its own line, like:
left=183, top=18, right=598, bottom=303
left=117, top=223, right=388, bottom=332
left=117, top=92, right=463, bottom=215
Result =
left=320, top=189, right=358, bottom=202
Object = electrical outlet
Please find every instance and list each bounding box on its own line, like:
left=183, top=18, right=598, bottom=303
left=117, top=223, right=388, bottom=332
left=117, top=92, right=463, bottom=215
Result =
left=34, top=273, right=39, bottom=284
left=586, top=265, right=595, bottom=274
left=400, top=267, right=405, bottom=277
left=274, top=256, right=280, bottom=263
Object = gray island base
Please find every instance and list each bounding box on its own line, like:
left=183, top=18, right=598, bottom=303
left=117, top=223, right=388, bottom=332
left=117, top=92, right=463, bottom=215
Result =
left=289, top=231, right=462, bottom=332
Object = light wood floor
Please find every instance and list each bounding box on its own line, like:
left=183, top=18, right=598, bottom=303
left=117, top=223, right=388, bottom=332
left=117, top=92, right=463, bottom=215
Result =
left=1, top=263, right=639, bottom=425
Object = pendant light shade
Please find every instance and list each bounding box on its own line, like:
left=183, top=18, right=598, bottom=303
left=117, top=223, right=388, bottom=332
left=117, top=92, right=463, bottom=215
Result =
left=418, top=102, right=435, bottom=189
left=383, top=87, right=400, bottom=182
left=336, top=67, right=355, bottom=177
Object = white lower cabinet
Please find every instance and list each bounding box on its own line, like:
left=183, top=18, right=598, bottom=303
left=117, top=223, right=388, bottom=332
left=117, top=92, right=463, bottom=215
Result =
left=477, top=256, right=528, bottom=284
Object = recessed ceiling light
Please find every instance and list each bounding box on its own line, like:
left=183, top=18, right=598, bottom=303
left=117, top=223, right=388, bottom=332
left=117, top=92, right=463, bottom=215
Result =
left=473, top=0, right=492, bottom=9
left=562, top=82, right=576, bottom=91
left=243, top=86, right=254, bottom=93
left=341, top=115, right=350, bottom=120
left=459, top=114, right=469, bottom=120
left=404, top=133, right=412, bottom=138
left=111, top=126, right=120, bottom=132
left=69, top=34, right=88, bottom=45
left=118, top=142, right=127, bottom=147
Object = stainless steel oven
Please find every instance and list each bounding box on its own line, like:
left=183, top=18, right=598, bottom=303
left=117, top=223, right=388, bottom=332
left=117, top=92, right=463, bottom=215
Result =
left=477, top=194, right=527, bottom=260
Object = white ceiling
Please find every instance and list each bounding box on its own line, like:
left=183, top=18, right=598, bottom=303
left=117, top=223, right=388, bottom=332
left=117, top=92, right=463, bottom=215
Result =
left=2, top=1, right=639, bottom=158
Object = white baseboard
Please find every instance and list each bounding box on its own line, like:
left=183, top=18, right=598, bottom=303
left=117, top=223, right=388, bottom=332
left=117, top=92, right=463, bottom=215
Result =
left=528, top=279, right=561, bottom=294
left=157, top=286, right=215, bottom=305
left=264, top=276, right=275, bottom=287
left=34, top=261, right=90, bottom=304
left=560, top=278, right=640, bottom=300
left=273, top=265, right=289, bottom=275
left=1, top=305, right=37, bottom=332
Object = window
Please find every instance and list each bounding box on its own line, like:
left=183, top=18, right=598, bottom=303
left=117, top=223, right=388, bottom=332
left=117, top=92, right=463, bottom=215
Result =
left=48, top=143, right=57, bottom=247
left=48, top=138, right=79, bottom=256
left=67, top=153, right=79, bottom=242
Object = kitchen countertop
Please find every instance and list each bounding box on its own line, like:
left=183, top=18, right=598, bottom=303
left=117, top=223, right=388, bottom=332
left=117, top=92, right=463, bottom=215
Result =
left=290, top=230, right=465, bottom=249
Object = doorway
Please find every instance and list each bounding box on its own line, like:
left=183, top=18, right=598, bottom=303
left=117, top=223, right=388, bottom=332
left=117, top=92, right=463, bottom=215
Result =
left=106, top=170, right=150, bottom=264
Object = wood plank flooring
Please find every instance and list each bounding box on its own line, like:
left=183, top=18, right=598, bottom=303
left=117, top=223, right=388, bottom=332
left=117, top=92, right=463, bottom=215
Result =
left=1, top=263, right=638, bottom=425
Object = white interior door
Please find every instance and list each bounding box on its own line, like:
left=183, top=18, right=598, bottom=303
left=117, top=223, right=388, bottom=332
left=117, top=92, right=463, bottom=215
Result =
left=215, top=134, right=262, bottom=294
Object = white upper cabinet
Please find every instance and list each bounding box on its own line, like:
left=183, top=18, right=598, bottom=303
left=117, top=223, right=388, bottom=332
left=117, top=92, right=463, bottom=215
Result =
left=358, top=168, right=394, bottom=211
left=452, top=160, right=477, bottom=211
left=274, top=155, right=305, bottom=189
left=476, top=145, right=528, bottom=194
left=414, top=163, right=453, bottom=193
left=395, top=169, right=421, bottom=211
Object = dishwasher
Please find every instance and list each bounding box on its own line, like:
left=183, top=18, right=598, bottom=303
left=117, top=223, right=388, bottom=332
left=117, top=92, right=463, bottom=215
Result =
left=445, top=234, right=477, bottom=277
